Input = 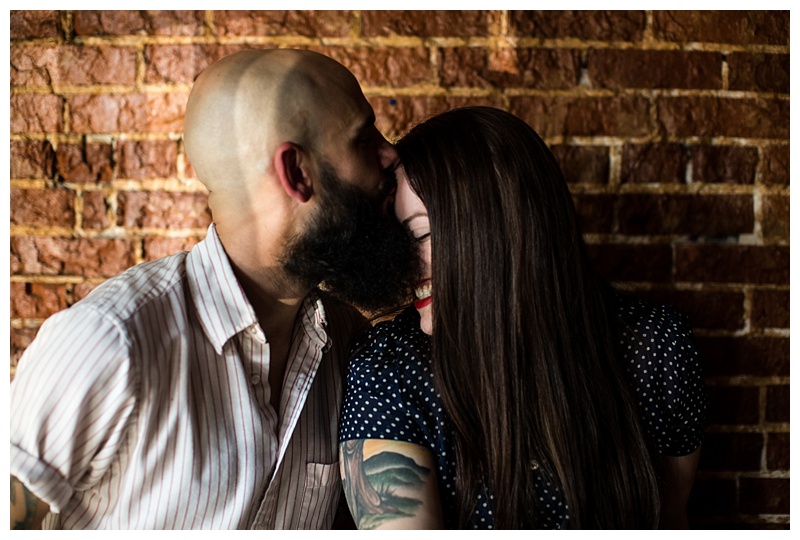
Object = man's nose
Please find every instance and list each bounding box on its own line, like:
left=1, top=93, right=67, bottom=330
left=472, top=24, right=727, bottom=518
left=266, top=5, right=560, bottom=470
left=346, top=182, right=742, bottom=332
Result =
left=377, top=135, right=399, bottom=171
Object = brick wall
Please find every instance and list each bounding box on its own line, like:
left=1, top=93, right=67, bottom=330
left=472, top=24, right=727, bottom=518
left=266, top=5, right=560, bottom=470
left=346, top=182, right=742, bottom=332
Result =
left=9, top=10, right=789, bottom=529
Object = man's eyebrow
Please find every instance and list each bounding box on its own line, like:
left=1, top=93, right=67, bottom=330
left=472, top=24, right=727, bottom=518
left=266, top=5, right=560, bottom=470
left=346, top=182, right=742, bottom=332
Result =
left=401, top=212, right=428, bottom=227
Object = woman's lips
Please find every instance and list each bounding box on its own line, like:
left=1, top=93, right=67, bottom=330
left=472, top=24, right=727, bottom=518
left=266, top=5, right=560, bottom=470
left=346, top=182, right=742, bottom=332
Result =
left=414, top=279, right=431, bottom=310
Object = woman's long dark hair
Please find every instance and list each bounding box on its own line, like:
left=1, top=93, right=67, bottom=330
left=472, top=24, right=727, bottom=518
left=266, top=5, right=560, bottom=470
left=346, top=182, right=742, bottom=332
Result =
left=395, top=107, right=660, bottom=529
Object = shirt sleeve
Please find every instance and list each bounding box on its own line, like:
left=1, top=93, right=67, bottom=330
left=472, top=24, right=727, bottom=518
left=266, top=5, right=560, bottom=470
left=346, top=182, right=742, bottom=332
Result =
left=10, top=303, right=139, bottom=512
left=339, top=311, right=437, bottom=448
left=618, top=301, right=708, bottom=457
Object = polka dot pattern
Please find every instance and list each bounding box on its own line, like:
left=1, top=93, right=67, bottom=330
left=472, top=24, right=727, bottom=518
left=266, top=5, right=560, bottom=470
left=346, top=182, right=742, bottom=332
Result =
left=340, top=295, right=707, bottom=529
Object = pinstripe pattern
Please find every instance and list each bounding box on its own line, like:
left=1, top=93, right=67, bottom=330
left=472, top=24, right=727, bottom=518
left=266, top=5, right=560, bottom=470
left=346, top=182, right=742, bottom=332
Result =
left=10, top=224, right=366, bottom=529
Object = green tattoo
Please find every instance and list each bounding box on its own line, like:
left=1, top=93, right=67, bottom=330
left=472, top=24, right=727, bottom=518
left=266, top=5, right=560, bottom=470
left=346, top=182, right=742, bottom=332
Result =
left=342, top=440, right=431, bottom=529
left=11, top=476, right=44, bottom=530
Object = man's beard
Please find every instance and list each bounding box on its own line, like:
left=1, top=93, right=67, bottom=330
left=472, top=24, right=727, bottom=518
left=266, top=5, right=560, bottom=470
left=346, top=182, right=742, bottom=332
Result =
left=281, top=162, right=418, bottom=313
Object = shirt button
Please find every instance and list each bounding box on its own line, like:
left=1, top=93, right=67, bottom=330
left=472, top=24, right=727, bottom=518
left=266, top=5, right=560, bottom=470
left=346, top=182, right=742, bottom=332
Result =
left=249, top=326, right=258, bottom=335
left=250, top=375, right=261, bottom=385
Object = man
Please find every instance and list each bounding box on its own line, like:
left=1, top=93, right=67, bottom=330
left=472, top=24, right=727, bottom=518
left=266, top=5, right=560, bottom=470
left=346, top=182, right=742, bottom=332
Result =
left=10, top=49, right=415, bottom=529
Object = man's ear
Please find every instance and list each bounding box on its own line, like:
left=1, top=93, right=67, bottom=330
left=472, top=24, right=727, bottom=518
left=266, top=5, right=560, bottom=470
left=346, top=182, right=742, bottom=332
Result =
left=273, top=142, right=313, bottom=203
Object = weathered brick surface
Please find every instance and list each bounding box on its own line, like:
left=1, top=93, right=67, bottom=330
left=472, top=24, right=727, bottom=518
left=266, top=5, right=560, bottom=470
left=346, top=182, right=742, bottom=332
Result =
left=56, top=142, right=114, bottom=183
left=739, top=478, right=790, bottom=514
left=618, top=194, right=753, bottom=236
left=73, top=10, right=205, bottom=37
left=509, top=10, right=646, bottom=41
left=10, top=10, right=61, bottom=40
left=119, top=140, right=178, bottom=179
left=589, top=50, right=721, bottom=89
left=621, top=143, right=688, bottom=184
left=11, top=237, right=136, bottom=278
left=362, top=10, right=497, bottom=37
left=696, top=335, right=789, bottom=377
left=440, top=48, right=580, bottom=89
left=11, top=94, right=63, bottom=133
left=691, top=145, right=758, bottom=184
left=10, top=188, right=75, bottom=228
left=728, top=53, right=790, bottom=93
left=11, top=140, right=55, bottom=179
left=657, top=96, right=789, bottom=139
left=11, top=45, right=137, bottom=86
left=10, top=282, right=69, bottom=319
left=751, top=289, right=789, bottom=329
left=675, top=244, right=789, bottom=285
left=117, top=191, right=211, bottom=229
left=510, top=95, right=650, bottom=137
left=653, top=11, right=789, bottom=45
left=551, top=145, right=609, bottom=184
left=214, top=10, right=351, bottom=37
left=706, top=385, right=759, bottom=424
left=8, top=10, right=790, bottom=528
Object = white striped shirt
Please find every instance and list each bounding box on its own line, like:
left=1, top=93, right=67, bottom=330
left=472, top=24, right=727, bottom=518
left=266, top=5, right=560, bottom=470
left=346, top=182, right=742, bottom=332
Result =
left=10, top=224, right=366, bottom=529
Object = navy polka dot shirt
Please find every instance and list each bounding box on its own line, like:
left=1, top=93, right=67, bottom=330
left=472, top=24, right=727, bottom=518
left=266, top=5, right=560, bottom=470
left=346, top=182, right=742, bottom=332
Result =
left=339, top=295, right=708, bottom=529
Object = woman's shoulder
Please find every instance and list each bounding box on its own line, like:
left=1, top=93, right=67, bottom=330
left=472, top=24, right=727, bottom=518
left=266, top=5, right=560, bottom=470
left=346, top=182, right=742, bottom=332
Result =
left=349, top=307, right=431, bottom=371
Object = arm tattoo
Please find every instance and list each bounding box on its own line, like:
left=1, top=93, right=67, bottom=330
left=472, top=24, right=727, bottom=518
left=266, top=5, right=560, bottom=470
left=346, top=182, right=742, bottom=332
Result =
left=11, top=476, right=46, bottom=530
left=342, top=440, right=432, bottom=530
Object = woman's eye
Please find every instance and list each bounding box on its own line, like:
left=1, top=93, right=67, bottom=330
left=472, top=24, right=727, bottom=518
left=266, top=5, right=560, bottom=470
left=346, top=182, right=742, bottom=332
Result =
left=414, top=233, right=431, bottom=243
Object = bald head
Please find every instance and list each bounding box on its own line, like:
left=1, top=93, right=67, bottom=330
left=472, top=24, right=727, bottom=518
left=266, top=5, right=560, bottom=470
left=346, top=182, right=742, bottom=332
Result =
left=184, top=49, right=368, bottom=202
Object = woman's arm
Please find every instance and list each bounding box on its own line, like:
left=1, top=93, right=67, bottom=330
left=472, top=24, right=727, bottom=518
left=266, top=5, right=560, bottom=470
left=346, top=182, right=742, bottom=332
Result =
left=659, top=447, right=702, bottom=529
left=339, top=439, right=444, bottom=529
left=10, top=476, right=50, bottom=529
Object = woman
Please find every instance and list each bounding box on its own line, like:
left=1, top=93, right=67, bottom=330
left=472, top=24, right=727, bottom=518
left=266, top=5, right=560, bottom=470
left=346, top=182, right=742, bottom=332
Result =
left=338, top=107, right=707, bottom=529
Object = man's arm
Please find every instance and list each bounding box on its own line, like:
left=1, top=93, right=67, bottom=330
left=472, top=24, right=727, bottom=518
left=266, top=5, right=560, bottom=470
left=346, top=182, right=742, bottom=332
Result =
left=339, top=439, right=444, bottom=529
left=659, top=448, right=702, bottom=529
left=10, top=476, right=50, bottom=530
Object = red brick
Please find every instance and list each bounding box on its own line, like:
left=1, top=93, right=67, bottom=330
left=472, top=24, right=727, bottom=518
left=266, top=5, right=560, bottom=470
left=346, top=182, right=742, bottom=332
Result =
left=11, top=10, right=61, bottom=40
left=10, top=237, right=136, bottom=278
left=11, top=45, right=137, bottom=86
left=10, top=188, right=75, bottom=228
left=675, top=244, right=789, bottom=285
left=362, top=10, right=497, bottom=37
left=728, top=53, right=789, bottom=94
left=766, top=432, right=789, bottom=471
left=589, top=49, right=721, bottom=89
left=56, top=142, right=114, bottom=183
left=739, top=478, right=789, bottom=514
left=74, top=282, right=100, bottom=302
left=509, top=10, right=646, bottom=41
left=696, top=335, right=789, bottom=377
left=213, top=10, right=350, bottom=37
left=761, top=194, right=789, bottom=241
left=705, top=385, right=759, bottom=425
left=69, top=92, right=188, bottom=134
left=653, top=11, right=788, bottom=45
left=751, top=289, right=789, bottom=329
left=699, top=432, right=763, bottom=471
left=73, top=10, right=204, bottom=36
left=687, top=477, right=737, bottom=517
left=117, top=191, right=211, bottom=229
left=587, top=243, right=672, bottom=283
left=370, top=95, right=506, bottom=141
left=636, top=288, right=744, bottom=331
left=657, top=96, right=789, bottom=139
left=571, top=194, right=614, bottom=234
left=510, top=95, right=650, bottom=138
left=691, top=145, right=758, bottom=184
left=10, top=140, right=55, bottom=179
left=440, top=47, right=580, bottom=89
left=118, top=140, right=178, bottom=179
left=618, top=194, right=753, bottom=236
left=312, top=46, right=432, bottom=88
left=621, top=143, right=688, bottom=184
left=551, top=145, right=609, bottom=184
left=82, top=191, right=110, bottom=230
left=11, top=327, right=40, bottom=368
left=760, top=145, right=789, bottom=186
left=10, top=282, right=69, bottom=319
left=11, top=94, right=63, bottom=133
left=143, top=237, right=203, bottom=262
left=144, top=44, right=252, bottom=84
left=765, top=385, right=789, bottom=423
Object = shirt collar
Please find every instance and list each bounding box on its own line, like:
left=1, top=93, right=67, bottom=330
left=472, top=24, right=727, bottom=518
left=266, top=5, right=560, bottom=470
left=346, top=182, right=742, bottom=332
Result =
left=187, top=224, right=329, bottom=354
